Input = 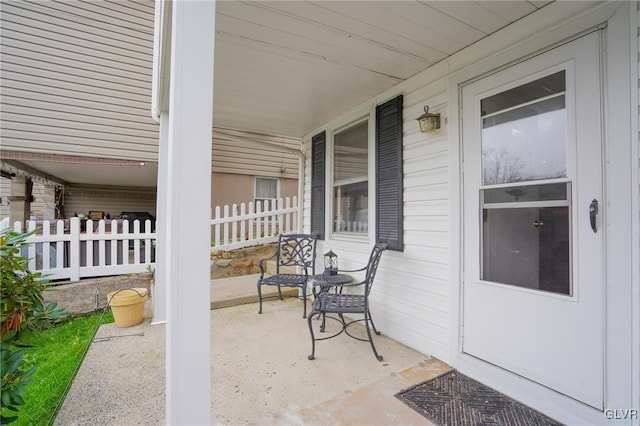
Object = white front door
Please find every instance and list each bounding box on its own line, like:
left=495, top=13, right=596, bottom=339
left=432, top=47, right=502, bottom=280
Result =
left=462, top=32, right=604, bottom=409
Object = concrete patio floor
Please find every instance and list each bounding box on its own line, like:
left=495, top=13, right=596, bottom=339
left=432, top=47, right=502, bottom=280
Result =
left=55, top=275, right=451, bottom=425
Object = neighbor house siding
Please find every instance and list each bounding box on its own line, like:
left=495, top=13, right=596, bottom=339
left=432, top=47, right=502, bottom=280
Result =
left=211, top=172, right=298, bottom=209
left=62, top=185, right=157, bottom=220
left=212, top=129, right=300, bottom=181
left=0, top=0, right=159, bottom=161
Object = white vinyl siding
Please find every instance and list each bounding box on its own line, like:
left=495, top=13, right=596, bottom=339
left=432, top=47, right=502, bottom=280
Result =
left=302, top=83, right=449, bottom=361
left=212, top=129, right=300, bottom=180
left=62, top=185, right=156, bottom=221
left=0, top=1, right=158, bottom=161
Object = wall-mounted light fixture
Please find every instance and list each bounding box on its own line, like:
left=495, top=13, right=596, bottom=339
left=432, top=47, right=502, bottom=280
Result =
left=416, top=105, right=441, bottom=133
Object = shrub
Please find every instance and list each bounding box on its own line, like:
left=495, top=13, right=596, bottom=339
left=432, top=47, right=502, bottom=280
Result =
left=0, top=228, right=69, bottom=424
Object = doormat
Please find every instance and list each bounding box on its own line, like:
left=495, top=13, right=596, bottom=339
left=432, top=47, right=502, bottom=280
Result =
left=395, top=371, right=563, bottom=426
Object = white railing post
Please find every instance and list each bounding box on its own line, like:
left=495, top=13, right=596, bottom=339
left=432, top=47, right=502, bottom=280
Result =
left=69, top=217, right=80, bottom=281
left=98, top=220, right=106, bottom=266
left=27, top=220, right=37, bottom=271
left=122, top=220, right=130, bottom=265
left=240, top=203, right=246, bottom=243
left=144, top=219, right=152, bottom=264
left=248, top=202, right=254, bottom=241
left=223, top=205, right=230, bottom=245
left=133, top=220, right=141, bottom=264
left=231, top=204, right=238, bottom=244
left=55, top=220, right=64, bottom=270
left=86, top=220, right=94, bottom=267
left=42, top=220, right=51, bottom=270
left=214, top=206, right=221, bottom=249
left=110, top=220, right=118, bottom=266
left=284, top=197, right=290, bottom=234
left=256, top=201, right=263, bottom=239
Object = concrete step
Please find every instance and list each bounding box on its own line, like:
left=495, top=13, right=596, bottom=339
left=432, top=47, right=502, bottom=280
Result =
left=210, top=273, right=298, bottom=310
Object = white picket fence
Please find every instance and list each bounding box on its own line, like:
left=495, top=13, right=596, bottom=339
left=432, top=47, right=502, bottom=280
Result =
left=5, top=197, right=298, bottom=281
left=11, top=217, right=156, bottom=282
left=211, top=196, right=299, bottom=251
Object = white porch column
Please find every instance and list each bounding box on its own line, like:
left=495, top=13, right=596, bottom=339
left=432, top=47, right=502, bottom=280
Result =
left=165, top=1, right=215, bottom=424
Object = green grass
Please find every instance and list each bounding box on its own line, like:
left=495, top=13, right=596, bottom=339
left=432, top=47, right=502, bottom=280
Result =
left=9, top=310, right=114, bottom=426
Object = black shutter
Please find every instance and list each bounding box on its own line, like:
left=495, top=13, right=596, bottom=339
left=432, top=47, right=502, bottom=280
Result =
left=311, top=131, right=326, bottom=240
left=376, top=95, right=403, bottom=251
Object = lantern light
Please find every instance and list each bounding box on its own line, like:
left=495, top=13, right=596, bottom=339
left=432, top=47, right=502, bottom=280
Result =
left=323, top=250, right=338, bottom=276
left=416, top=105, right=441, bottom=133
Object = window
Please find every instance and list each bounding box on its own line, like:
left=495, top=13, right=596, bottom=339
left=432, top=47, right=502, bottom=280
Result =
left=254, top=177, right=279, bottom=208
left=333, top=120, right=369, bottom=235
left=310, top=95, right=403, bottom=250
left=480, top=71, right=571, bottom=294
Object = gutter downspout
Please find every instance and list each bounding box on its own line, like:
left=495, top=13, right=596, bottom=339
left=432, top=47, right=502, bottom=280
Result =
left=297, top=152, right=305, bottom=233
left=151, top=0, right=172, bottom=123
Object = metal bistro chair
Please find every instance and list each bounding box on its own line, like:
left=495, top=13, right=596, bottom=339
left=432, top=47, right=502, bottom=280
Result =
left=257, top=233, right=318, bottom=318
left=307, top=243, right=387, bottom=361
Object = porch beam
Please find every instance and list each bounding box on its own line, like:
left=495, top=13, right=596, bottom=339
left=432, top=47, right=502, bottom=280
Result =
left=164, top=1, right=215, bottom=425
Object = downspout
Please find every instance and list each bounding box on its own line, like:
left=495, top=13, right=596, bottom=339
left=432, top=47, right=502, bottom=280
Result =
left=151, top=0, right=172, bottom=124
left=297, top=151, right=305, bottom=233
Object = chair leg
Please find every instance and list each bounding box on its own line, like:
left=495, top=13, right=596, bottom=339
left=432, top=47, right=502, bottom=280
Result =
left=277, top=284, right=283, bottom=300
left=364, top=310, right=383, bottom=361
left=257, top=281, right=263, bottom=314
left=368, top=310, right=381, bottom=336
left=307, top=310, right=317, bottom=360
left=302, top=285, right=307, bottom=319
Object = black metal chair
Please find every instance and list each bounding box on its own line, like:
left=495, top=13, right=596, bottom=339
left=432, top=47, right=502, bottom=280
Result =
left=307, top=243, right=387, bottom=361
left=257, top=233, right=318, bottom=318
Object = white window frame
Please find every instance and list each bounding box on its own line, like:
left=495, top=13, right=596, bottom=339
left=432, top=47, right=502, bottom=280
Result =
left=328, top=106, right=375, bottom=241
left=253, top=176, right=280, bottom=209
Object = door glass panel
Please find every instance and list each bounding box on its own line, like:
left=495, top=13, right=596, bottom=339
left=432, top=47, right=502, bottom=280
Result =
left=482, top=206, right=570, bottom=295
left=482, top=71, right=566, bottom=185
left=480, top=71, right=572, bottom=295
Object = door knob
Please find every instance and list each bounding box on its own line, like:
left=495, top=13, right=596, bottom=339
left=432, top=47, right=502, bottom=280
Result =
left=589, top=199, right=598, bottom=233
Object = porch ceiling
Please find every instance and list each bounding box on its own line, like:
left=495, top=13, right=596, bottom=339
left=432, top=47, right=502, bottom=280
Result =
left=2, top=1, right=551, bottom=188
left=211, top=0, right=551, bottom=138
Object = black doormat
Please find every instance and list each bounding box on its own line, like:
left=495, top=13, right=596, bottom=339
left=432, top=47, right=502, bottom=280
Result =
left=395, top=371, right=563, bottom=426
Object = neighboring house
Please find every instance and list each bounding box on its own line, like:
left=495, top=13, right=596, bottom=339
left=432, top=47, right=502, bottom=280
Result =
left=0, top=0, right=300, bottom=224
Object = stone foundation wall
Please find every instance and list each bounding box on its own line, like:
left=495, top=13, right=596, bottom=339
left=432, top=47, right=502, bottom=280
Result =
left=210, top=243, right=277, bottom=279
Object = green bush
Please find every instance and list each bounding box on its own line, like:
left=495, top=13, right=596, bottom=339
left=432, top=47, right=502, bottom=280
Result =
left=0, top=228, right=69, bottom=424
